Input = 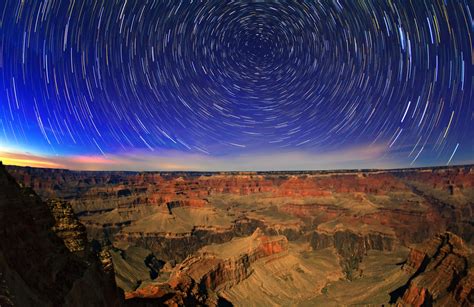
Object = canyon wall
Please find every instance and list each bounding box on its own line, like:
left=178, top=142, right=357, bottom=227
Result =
left=0, top=162, right=124, bottom=306
left=392, top=232, right=473, bottom=306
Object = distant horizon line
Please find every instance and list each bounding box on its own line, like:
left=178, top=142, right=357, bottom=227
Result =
left=2, top=160, right=472, bottom=174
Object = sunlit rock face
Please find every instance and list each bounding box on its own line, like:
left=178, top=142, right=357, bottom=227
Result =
left=393, top=232, right=473, bottom=306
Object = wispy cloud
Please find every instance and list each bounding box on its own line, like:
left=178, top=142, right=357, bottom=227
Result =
left=0, top=144, right=395, bottom=171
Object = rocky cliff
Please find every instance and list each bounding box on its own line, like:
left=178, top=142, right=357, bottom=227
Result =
left=47, top=199, right=89, bottom=254
left=0, top=162, right=124, bottom=306
left=392, top=232, right=473, bottom=306
left=175, top=228, right=288, bottom=291
left=125, top=229, right=288, bottom=304
left=311, top=229, right=397, bottom=279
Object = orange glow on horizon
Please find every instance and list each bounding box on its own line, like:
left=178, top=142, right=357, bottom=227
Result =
left=0, top=157, right=64, bottom=169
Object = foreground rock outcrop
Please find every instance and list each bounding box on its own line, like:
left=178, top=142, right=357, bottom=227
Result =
left=47, top=199, right=89, bottom=253
left=0, top=162, right=124, bottom=306
left=392, top=232, right=473, bottom=306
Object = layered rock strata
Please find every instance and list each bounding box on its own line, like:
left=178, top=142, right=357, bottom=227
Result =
left=311, top=230, right=397, bottom=279
left=392, top=232, right=473, bottom=306
left=126, top=229, right=288, bottom=303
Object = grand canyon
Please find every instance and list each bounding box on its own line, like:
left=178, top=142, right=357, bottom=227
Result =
left=1, top=162, right=472, bottom=306
left=2, top=1, right=473, bottom=306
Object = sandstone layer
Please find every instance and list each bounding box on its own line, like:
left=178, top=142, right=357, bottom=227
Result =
left=392, top=232, right=473, bottom=306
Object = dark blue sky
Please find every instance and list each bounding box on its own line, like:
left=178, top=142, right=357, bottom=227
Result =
left=0, top=1, right=472, bottom=170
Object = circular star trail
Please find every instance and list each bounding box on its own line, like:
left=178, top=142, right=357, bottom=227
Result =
left=0, top=1, right=472, bottom=168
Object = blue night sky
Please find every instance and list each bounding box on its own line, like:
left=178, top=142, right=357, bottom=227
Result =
left=0, top=1, right=472, bottom=171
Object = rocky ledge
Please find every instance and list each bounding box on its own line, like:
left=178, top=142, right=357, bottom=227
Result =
left=391, top=232, right=473, bottom=306
left=125, top=228, right=288, bottom=304
left=0, top=162, right=124, bottom=306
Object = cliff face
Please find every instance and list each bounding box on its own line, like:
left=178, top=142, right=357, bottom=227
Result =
left=126, top=229, right=288, bottom=303
left=395, top=168, right=474, bottom=244
left=0, top=162, right=124, bottom=306
left=392, top=232, right=473, bottom=306
left=177, top=228, right=288, bottom=292
left=311, top=230, right=397, bottom=279
left=47, top=199, right=89, bottom=254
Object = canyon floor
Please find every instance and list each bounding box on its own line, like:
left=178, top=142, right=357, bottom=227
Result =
left=2, top=163, right=473, bottom=306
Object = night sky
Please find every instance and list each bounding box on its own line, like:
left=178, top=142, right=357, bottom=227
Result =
left=0, top=1, right=472, bottom=171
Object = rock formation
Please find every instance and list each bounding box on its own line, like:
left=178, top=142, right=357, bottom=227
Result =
left=392, top=232, right=473, bottom=306
left=125, top=229, right=288, bottom=305
left=0, top=162, right=124, bottom=306
left=311, top=229, right=397, bottom=279
left=47, top=199, right=89, bottom=253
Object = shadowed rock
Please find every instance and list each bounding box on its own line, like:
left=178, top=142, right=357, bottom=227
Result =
left=0, top=162, right=124, bottom=306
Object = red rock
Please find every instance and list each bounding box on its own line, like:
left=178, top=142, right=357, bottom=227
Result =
left=396, top=232, right=472, bottom=306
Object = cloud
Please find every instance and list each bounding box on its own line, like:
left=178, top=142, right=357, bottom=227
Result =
left=0, top=144, right=394, bottom=171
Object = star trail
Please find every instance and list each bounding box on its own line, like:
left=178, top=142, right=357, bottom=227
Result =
left=0, top=1, right=472, bottom=170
